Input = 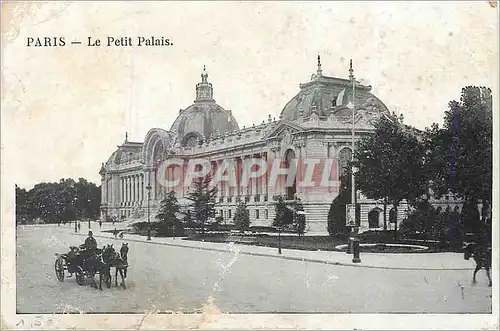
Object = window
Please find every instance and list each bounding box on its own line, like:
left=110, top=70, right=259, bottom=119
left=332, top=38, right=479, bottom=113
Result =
left=185, top=136, right=198, bottom=147
left=265, top=209, right=268, bottom=219
left=256, top=209, right=260, bottom=219
left=228, top=209, right=232, bottom=219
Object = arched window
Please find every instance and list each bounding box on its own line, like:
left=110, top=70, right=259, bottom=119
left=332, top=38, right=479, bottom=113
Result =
left=182, top=132, right=202, bottom=147
left=185, top=136, right=198, bottom=147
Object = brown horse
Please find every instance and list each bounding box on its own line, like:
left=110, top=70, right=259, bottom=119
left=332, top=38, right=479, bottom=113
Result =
left=102, top=244, right=129, bottom=288
left=82, top=251, right=111, bottom=290
left=464, top=243, right=492, bottom=287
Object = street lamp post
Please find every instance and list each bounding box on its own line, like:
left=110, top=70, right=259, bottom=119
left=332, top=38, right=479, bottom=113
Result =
left=278, top=225, right=282, bottom=254
left=73, top=197, right=78, bottom=233
left=348, top=59, right=361, bottom=263
left=88, top=199, right=91, bottom=229
left=146, top=184, right=152, bottom=241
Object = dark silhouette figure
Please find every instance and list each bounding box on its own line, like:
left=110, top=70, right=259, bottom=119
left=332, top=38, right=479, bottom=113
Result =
left=84, top=231, right=97, bottom=249
left=464, top=243, right=492, bottom=287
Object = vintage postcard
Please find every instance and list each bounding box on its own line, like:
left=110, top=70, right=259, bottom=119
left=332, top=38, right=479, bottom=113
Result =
left=1, top=1, right=499, bottom=330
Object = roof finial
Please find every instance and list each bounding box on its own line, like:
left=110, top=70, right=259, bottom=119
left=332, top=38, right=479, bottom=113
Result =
left=125, top=132, right=128, bottom=142
left=201, top=65, right=208, bottom=83
left=317, top=55, right=322, bottom=76
left=349, top=59, right=354, bottom=81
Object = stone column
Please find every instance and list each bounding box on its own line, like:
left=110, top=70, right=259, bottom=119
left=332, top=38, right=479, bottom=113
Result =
left=128, top=175, right=132, bottom=205
left=101, top=176, right=106, bottom=205
left=127, top=176, right=130, bottom=204
left=140, top=174, right=144, bottom=203
left=132, top=175, right=135, bottom=203
left=263, top=152, right=268, bottom=198
left=123, top=176, right=127, bottom=204
left=136, top=174, right=140, bottom=202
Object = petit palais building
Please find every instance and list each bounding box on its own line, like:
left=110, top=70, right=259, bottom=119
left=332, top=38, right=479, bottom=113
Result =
left=99, top=57, right=441, bottom=234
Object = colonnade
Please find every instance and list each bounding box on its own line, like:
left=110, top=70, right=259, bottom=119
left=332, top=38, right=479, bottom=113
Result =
left=120, top=173, right=145, bottom=206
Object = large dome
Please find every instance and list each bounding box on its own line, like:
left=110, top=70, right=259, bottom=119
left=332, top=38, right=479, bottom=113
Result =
left=280, top=57, right=390, bottom=122
left=170, top=67, right=239, bottom=146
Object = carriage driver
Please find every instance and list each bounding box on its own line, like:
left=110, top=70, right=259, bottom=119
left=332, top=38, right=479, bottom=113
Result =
left=84, top=231, right=98, bottom=250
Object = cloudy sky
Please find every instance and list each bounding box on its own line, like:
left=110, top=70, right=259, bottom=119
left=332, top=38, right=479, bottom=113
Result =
left=2, top=1, right=498, bottom=189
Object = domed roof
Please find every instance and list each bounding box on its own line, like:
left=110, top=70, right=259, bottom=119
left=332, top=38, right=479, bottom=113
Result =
left=280, top=57, right=390, bottom=122
left=105, top=134, right=143, bottom=166
left=170, top=67, right=239, bottom=146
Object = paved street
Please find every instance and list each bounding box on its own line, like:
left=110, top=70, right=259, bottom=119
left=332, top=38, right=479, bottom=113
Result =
left=16, top=224, right=492, bottom=314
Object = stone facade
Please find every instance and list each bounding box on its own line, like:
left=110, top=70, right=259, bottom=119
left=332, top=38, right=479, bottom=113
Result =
left=100, top=58, right=409, bottom=234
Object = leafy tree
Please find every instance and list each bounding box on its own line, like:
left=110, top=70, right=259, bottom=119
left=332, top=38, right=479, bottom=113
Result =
left=292, top=198, right=306, bottom=236
left=327, top=168, right=357, bottom=236
left=74, top=178, right=101, bottom=221
left=355, top=115, right=428, bottom=237
left=233, top=202, right=250, bottom=232
left=183, top=210, right=195, bottom=228
left=185, top=175, right=217, bottom=236
left=399, top=199, right=434, bottom=239
left=272, top=195, right=293, bottom=228
left=400, top=200, right=465, bottom=245
left=15, top=185, right=30, bottom=225
left=15, top=178, right=101, bottom=224
left=156, top=191, right=181, bottom=236
left=426, top=86, right=492, bottom=236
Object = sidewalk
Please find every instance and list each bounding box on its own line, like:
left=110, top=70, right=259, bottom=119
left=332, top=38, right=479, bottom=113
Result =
left=74, top=223, right=475, bottom=271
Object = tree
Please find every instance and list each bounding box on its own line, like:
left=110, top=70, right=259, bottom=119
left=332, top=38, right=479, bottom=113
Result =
left=156, top=191, right=181, bottom=236
left=15, top=185, right=31, bottom=225
left=426, top=86, right=492, bottom=236
left=327, top=168, right=356, bottom=236
left=233, top=202, right=250, bottom=232
left=15, top=178, right=101, bottom=225
left=272, top=195, right=293, bottom=228
left=185, top=175, right=217, bottom=236
left=183, top=210, right=195, bottom=228
left=355, top=115, right=428, bottom=237
left=292, top=198, right=306, bottom=236
left=399, top=199, right=434, bottom=239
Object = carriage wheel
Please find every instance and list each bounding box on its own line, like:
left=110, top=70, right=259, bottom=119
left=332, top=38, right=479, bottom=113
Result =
left=54, top=257, right=65, bottom=282
left=75, top=266, right=85, bottom=286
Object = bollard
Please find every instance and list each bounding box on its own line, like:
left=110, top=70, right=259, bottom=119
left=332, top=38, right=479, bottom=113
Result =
left=352, top=237, right=361, bottom=263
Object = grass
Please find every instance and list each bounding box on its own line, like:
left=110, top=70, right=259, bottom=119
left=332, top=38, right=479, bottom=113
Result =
left=184, top=230, right=461, bottom=253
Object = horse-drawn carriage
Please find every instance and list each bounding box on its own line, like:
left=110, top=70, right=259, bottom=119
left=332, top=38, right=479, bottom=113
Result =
left=54, top=244, right=112, bottom=289
left=54, top=243, right=129, bottom=290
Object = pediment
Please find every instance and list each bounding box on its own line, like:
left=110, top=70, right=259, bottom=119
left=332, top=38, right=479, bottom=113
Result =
left=263, top=120, right=304, bottom=140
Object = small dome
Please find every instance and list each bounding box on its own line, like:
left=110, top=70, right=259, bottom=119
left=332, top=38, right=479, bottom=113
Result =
left=170, top=67, right=239, bottom=146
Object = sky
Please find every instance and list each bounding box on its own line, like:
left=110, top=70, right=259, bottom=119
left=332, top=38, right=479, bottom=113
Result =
left=2, top=1, right=498, bottom=189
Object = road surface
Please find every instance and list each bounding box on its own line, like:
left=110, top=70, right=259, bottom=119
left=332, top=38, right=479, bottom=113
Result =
left=16, top=225, right=492, bottom=313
